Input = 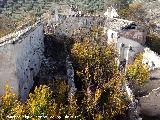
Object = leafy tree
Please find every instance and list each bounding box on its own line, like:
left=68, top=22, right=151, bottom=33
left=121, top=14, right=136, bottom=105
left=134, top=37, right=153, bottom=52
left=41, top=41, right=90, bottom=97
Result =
left=0, top=85, right=18, bottom=120
left=25, top=85, right=56, bottom=118
left=70, top=27, right=129, bottom=119
left=127, top=54, right=149, bottom=86
left=0, top=85, right=60, bottom=119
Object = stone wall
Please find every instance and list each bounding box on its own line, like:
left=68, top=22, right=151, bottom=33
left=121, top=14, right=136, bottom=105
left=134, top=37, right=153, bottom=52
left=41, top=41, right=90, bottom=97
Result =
left=115, top=36, right=144, bottom=64
left=143, top=47, right=160, bottom=69
left=48, top=16, right=104, bottom=36
left=54, top=17, right=94, bottom=36
left=0, top=22, right=44, bottom=100
left=140, top=87, right=160, bottom=116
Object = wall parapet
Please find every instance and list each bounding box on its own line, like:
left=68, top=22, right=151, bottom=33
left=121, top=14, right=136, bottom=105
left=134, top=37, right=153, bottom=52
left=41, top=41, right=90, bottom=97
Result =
left=0, top=21, right=42, bottom=47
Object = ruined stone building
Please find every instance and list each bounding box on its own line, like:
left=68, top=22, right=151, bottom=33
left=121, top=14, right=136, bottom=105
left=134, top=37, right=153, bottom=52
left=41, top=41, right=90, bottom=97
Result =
left=103, top=6, right=160, bottom=118
left=104, top=18, right=147, bottom=64
left=103, top=7, right=146, bottom=64
left=0, top=22, right=44, bottom=100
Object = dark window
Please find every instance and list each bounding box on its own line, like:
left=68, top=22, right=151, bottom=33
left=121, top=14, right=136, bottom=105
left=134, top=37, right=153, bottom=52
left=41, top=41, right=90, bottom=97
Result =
left=129, top=46, right=133, bottom=51
left=111, top=33, right=114, bottom=38
left=30, top=68, right=34, bottom=71
left=121, top=43, right=125, bottom=47
left=12, top=41, right=15, bottom=44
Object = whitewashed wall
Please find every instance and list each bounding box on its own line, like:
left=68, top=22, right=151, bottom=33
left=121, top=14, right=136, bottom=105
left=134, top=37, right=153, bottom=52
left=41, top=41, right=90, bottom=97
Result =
left=107, top=30, right=144, bottom=64
left=117, top=37, right=144, bottom=63
left=0, top=43, right=18, bottom=96
left=0, top=23, right=44, bottom=100
left=107, top=29, right=118, bottom=44
left=143, top=47, right=160, bottom=69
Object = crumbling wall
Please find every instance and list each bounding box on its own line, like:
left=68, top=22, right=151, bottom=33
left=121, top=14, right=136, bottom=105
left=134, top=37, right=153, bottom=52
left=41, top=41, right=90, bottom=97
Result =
left=118, top=29, right=147, bottom=45
left=53, top=16, right=104, bottom=36
left=117, top=37, right=144, bottom=64
left=0, top=42, right=18, bottom=96
left=0, top=22, right=44, bottom=100
left=140, top=87, right=160, bottom=116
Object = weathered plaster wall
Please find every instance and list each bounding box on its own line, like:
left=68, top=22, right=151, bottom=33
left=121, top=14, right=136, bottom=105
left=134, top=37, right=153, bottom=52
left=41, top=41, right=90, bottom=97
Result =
left=143, top=47, right=160, bottom=69
left=0, top=23, right=44, bottom=100
left=107, top=25, right=146, bottom=63
left=117, top=37, right=144, bottom=63
left=107, top=29, right=118, bottom=43
left=107, top=29, right=144, bottom=63
left=0, top=43, right=18, bottom=96
left=118, top=29, right=147, bottom=45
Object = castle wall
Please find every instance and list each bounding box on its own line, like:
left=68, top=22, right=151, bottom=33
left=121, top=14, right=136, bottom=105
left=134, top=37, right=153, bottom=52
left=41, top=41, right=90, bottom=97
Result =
left=0, top=23, right=44, bottom=100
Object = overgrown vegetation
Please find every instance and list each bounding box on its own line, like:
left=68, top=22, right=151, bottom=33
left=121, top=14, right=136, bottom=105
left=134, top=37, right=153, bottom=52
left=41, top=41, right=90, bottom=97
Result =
left=146, top=33, right=160, bottom=55
left=127, top=54, right=150, bottom=86
left=0, top=25, right=149, bottom=120
left=118, top=2, right=146, bottom=23
left=0, top=13, right=37, bottom=38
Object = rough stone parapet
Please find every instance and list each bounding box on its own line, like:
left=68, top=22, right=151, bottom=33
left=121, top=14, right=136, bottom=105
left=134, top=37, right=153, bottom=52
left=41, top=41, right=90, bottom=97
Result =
left=0, top=21, right=42, bottom=47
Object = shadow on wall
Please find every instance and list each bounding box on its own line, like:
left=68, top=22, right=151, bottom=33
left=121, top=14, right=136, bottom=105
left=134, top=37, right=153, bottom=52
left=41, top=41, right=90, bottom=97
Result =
left=29, top=34, right=75, bottom=95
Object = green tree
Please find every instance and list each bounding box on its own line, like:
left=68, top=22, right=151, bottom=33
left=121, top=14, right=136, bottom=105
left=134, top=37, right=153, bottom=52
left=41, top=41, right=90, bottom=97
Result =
left=127, top=54, right=149, bottom=86
left=70, top=26, right=128, bottom=119
left=25, top=85, right=56, bottom=118
left=0, top=85, right=18, bottom=120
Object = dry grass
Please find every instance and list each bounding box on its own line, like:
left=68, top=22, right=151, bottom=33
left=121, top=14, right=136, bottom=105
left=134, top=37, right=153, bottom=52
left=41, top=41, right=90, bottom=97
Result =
left=0, top=13, right=36, bottom=38
left=0, top=28, right=15, bottom=38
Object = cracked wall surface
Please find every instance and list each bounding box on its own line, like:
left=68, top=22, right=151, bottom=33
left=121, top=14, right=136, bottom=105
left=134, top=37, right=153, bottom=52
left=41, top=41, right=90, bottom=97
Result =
left=0, top=23, right=44, bottom=100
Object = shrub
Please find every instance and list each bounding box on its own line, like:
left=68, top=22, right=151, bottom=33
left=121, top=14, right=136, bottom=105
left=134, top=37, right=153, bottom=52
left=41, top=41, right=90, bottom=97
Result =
left=127, top=54, right=150, bottom=86
left=146, top=33, right=160, bottom=55
left=0, top=85, right=18, bottom=119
